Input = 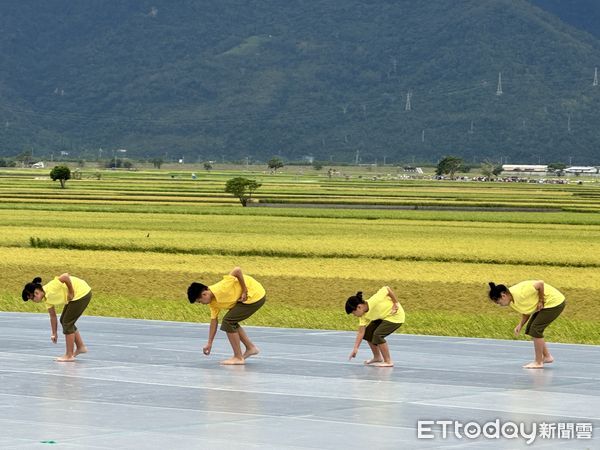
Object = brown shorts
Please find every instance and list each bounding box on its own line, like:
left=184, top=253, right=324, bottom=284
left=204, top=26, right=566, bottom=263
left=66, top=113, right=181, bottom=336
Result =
left=363, top=319, right=402, bottom=345
left=525, top=300, right=566, bottom=338
left=220, top=296, right=266, bottom=333
left=60, top=291, right=92, bottom=335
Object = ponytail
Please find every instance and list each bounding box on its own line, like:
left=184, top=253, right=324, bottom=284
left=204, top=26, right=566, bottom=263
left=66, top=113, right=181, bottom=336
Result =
left=488, top=282, right=508, bottom=302
left=345, top=291, right=365, bottom=314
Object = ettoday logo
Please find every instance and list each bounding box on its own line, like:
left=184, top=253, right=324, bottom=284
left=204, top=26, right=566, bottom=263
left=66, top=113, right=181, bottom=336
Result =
left=417, top=420, right=593, bottom=445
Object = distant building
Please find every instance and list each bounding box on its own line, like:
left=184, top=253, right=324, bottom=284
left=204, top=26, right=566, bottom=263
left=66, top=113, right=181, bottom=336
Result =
left=403, top=166, right=423, bottom=174
left=565, top=166, right=598, bottom=174
left=31, top=161, right=45, bottom=169
left=502, top=164, right=548, bottom=173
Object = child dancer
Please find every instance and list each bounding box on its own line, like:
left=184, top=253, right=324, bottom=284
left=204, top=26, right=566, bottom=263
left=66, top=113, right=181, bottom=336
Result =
left=22, top=273, right=92, bottom=362
left=345, top=286, right=405, bottom=367
left=187, top=266, right=266, bottom=365
left=488, top=280, right=566, bottom=369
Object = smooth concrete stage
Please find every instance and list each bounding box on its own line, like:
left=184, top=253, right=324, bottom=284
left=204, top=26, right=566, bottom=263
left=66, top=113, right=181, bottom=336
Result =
left=0, top=312, right=598, bottom=449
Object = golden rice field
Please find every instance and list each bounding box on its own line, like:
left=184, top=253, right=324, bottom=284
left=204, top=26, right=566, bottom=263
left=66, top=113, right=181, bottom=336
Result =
left=3, top=211, right=600, bottom=267
left=0, top=167, right=599, bottom=344
left=1, top=167, right=600, bottom=211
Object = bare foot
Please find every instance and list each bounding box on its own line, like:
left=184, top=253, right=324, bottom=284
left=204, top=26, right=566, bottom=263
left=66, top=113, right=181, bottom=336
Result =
left=372, top=361, right=394, bottom=367
left=220, top=357, right=245, bottom=365
left=75, top=346, right=88, bottom=356
left=243, top=346, right=260, bottom=359
left=364, top=358, right=383, bottom=365
left=56, top=355, right=76, bottom=362
left=523, top=361, right=544, bottom=369
left=543, top=356, right=554, bottom=364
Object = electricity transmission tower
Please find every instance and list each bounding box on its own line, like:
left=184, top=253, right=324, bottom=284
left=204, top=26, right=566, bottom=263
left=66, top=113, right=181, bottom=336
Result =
left=405, top=92, right=412, bottom=111
left=594, top=67, right=598, bottom=86
left=496, top=72, right=503, bottom=96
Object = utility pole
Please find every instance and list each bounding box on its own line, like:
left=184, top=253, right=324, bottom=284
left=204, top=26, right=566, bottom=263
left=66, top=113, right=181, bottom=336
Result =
left=421, top=129, right=425, bottom=142
left=567, top=113, right=572, bottom=133
left=355, top=150, right=360, bottom=165
left=594, top=67, right=598, bottom=86
left=496, top=72, right=503, bottom=96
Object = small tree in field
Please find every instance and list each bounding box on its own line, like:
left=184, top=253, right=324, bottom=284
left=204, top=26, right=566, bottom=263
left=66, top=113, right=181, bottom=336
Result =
left=481, top=160, right=502, bottom=178
left=50, top=165, right=71, bottom=188
left=267, top=157, right=284, bottom=173
left=548, top=162, right=567, bottom=176
left=225, top=177, right=261, bottom=206
left=436, top=156, right=463, bottom=179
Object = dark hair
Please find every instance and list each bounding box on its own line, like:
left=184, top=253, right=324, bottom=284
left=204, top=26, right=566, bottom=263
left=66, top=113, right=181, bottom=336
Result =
left=22, top=277, right=43, bottom=302
left=488, top=282, right=508, bottom=302
left=187, top=282, right=208, bottom=303
left=345, top=291, right=365, bottom=314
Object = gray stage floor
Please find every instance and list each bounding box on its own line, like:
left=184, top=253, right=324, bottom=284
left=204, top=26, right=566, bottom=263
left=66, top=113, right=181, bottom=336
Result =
left=0, top=312, right=598, bottom=449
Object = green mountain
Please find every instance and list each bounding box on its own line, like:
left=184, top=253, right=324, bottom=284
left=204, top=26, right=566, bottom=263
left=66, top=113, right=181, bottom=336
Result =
left=530, top=0, right=600, bottom=40
left=1, top=0, right=600, bottom=164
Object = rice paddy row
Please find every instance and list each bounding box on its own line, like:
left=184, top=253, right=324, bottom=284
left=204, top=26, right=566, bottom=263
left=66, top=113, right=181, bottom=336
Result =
left=2, top=209, right=599, bottom=268
left=1, top=168, right=599, bottom=211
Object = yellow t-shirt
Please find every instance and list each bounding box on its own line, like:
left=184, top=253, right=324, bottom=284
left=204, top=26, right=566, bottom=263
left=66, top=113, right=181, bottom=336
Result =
left=358, top=286, right=405, bottom=326
left=43, top=276, right=92, bottom=310
left=208, top=274, right=266, bottom=319
left=509, top=281, right=565, bottom=315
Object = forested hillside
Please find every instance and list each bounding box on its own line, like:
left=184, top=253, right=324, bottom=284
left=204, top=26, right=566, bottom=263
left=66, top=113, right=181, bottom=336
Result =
left=1, top=0, right=600, bottom=164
